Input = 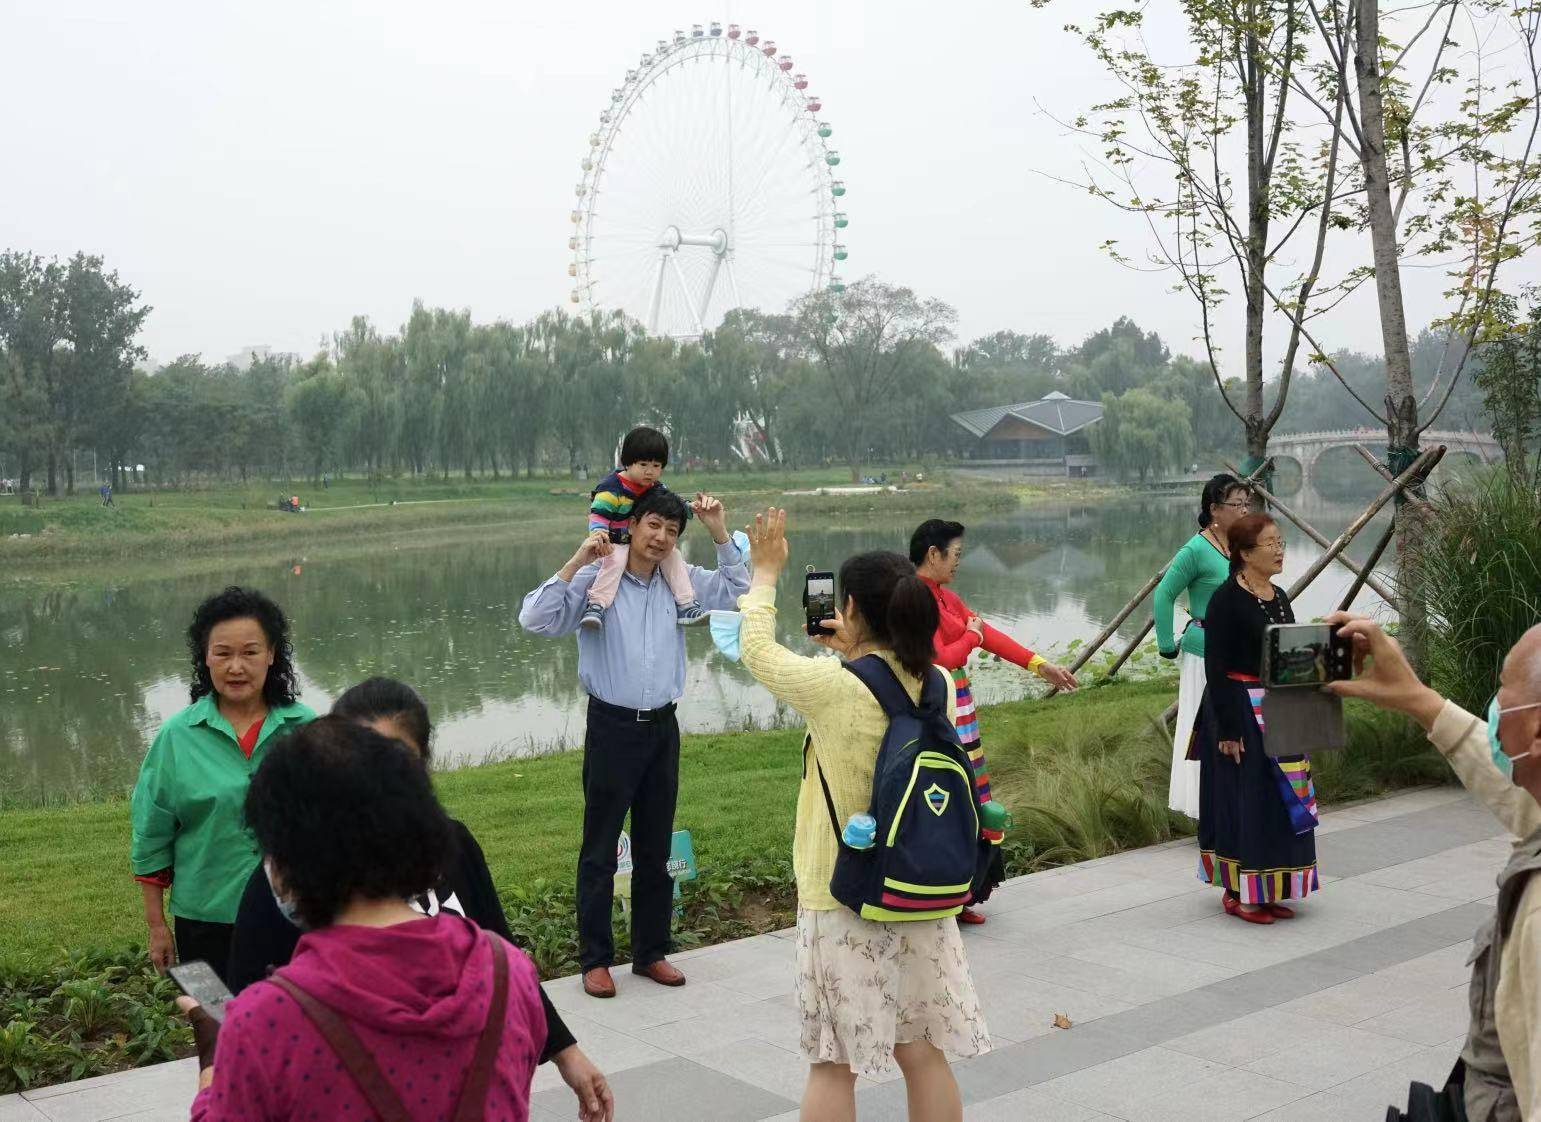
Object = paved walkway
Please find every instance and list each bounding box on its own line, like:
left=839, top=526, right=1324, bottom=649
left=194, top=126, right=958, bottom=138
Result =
left=2, top=786, right=1506, bottom=1121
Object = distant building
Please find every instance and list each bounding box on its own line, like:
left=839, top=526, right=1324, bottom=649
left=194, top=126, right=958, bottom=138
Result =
left=949, top=391, right=1105, bottom=476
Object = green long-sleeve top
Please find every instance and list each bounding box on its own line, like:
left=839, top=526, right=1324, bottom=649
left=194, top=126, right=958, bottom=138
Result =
left=1153, top=532, right=1231, bottom=658
left=130, top=694, right=314, bottom=923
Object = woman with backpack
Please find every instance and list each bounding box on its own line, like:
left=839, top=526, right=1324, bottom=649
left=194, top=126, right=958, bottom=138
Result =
left=738, top=507, right=990, bottom=1122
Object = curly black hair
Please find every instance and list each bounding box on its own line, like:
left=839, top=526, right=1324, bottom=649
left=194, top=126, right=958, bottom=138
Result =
left=244, top=716, right=453, bottom=930
left=186, top=586, right=299, bottom=707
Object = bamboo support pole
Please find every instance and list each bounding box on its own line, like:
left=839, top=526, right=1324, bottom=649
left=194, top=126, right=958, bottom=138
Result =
left=1221, top=459, right=1399, bottom=607
left=1044, top=459, right=1274, bottom=697
left=1281, top=446, right=1442, bottom=602
left=1352, top=443, right=1395, bottom=483
left=1337, top=518, right=1398, bottom=612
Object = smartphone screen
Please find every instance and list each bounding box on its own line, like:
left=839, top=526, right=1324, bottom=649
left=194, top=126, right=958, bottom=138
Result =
left=168, top=960, right=234, bottom=1024
left=805, top=573, right=836, bottom=633
left=1266, top=624, right=1347, bottom=688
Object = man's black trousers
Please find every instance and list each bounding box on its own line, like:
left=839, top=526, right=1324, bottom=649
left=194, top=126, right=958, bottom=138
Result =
left=576, top=698, right=680, bottom=972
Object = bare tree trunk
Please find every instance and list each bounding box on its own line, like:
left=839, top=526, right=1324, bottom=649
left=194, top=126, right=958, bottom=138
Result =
left=1354, top=0, right=1429, bottom=665
left=1242, top=4, right=1273, bottom=503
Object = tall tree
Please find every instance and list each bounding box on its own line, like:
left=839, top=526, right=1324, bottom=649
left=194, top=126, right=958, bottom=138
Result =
left=1043, top=1, right=1348, bottom=482
left=790, top=277, right=957, bottom=481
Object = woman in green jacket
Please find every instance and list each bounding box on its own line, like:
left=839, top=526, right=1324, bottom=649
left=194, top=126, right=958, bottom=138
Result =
left=130, top=586, right=314, bottom=982
left=1153, top=475, right=1251, bottom=818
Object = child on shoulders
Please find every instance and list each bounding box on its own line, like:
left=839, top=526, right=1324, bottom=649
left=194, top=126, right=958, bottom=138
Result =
left=582, top=426, right=705, bottom=631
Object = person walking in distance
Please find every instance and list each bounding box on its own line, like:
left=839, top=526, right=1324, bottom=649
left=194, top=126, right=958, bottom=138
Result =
left=518, top=488, right=748, bottom=998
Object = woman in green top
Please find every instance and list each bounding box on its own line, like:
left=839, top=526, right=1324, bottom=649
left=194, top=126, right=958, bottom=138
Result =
left=1153, top=475, right=1251, bottom=817
left=130, top=587, right=314, bottom=982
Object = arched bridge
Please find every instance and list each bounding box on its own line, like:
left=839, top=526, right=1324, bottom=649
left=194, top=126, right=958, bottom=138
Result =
left=1270, top=428, right=1502, bottom=488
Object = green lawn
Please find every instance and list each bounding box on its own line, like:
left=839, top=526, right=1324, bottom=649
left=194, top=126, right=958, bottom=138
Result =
left=0, top=676, right=1444, bottom=969
left=0, top=683, right=1169, bottom=966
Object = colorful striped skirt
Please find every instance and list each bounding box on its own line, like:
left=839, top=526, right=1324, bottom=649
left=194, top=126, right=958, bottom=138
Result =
left=1193, top=679, right=1319, bottom=905
left=951, top=667, right=1007, bottom=902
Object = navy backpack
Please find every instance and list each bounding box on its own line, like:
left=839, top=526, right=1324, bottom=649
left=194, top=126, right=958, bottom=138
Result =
left=810, top=655, right=993, bottom=921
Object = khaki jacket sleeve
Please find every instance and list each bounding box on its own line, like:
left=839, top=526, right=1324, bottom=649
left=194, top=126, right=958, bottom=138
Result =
left=1428, top=700, right=1541, bottom=839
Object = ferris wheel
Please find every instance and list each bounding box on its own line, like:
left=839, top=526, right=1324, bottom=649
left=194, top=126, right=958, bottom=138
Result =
left=568, top=22, right=848, bottom=339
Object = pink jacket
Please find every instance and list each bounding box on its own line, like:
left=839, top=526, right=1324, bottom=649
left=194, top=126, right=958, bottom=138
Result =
left=192, top=913, right=546, bottom=1121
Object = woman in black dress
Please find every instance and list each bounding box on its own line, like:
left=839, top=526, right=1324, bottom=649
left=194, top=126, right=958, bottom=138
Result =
left=226, top=677, right=614, bottom=1122
left=1196, top=514, right=1319, bottom=925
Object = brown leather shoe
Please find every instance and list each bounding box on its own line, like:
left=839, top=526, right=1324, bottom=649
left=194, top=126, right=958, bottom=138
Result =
left=582, top=967, right=616, bottom=998
left=631, top=959, right=687, bottom=987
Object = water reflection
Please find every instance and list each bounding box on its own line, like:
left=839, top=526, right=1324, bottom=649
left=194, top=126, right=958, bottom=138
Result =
left=0, top=495, right=1392, bottom=800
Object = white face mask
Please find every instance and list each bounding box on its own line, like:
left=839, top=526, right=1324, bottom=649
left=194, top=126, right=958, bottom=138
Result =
left=263, top=860, right=306, bottom=930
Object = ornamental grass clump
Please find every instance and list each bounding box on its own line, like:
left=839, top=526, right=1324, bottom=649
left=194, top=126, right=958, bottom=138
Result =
left=1399, top=470, right=1541, bottom=713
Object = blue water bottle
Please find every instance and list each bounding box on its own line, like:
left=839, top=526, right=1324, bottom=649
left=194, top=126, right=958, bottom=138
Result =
left=842, top=812, right=877, bottom=850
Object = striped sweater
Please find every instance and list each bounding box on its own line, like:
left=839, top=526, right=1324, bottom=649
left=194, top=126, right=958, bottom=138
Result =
left=588, top=469, right=667, bottom=542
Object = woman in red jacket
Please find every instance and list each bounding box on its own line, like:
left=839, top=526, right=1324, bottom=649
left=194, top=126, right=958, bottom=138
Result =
left=910, top=519, right=1079, bottom=924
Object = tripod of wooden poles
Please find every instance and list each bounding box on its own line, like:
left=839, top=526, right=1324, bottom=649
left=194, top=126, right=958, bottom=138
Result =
left=1045, top=444, right=1449, bottom=725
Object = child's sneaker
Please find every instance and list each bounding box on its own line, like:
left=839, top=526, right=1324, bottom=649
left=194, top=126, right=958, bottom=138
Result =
left=581, top=603, right=605, bottom=631
left=676, top=601, right=708, bottom=627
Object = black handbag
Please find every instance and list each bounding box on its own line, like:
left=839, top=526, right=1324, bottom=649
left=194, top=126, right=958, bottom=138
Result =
left=1384, top=1059, right=1467, bottom=1122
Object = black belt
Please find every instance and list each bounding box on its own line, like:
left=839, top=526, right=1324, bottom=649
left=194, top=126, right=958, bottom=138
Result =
left=588, top=696, right=678, bottom=724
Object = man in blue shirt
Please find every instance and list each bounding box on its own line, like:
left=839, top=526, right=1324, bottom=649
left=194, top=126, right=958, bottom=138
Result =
left=519, top=487, right=748, bottom=998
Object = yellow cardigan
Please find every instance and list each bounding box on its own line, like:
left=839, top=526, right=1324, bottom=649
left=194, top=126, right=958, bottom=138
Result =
left=737, top=584, right=956, bottom=910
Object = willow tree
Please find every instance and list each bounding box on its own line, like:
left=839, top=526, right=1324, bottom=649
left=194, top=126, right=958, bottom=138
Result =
left=1038, top=0, right=1352, bottom=484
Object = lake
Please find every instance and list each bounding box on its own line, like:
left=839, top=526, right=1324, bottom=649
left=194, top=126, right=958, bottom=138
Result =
left=0, top=493, right=1395, bottom=802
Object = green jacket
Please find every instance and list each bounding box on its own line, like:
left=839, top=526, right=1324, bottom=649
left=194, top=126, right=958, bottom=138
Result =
left=1153, top=532, right=1232, bottom=658
left=130, top=694, right=315, bottom=923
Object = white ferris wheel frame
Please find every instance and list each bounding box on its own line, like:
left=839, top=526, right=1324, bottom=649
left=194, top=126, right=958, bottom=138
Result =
left=569, top=27, right=843, bottom=338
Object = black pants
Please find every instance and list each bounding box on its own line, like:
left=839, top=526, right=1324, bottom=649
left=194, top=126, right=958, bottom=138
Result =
left=577, top=698, right=680, bottom=972
left=174, top=917, right=235, bottom=986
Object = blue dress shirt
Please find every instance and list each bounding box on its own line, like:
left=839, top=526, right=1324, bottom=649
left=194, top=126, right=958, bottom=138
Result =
left=517, top=539, right=749, bottom=710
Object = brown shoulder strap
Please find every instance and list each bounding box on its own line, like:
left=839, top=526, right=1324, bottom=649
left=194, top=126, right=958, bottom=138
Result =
left=269, top=974, right=412, bottom=1122
left=451, top=931, right=510, bottom=1122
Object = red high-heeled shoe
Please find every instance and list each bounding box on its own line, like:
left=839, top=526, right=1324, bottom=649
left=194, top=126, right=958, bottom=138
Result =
left=958, top=907, right=986, bottom=925
left=1267, top=903, right=1295, bottom=919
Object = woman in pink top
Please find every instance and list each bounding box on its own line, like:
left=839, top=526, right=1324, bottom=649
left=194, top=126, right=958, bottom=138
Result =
left=180, top=716, right=557, bottom=1121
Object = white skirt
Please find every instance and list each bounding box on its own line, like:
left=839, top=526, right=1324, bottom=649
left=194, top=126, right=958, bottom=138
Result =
left=795, top=907, right=991, bottom=1076
left=1168, top=651, right=1205, bottom=817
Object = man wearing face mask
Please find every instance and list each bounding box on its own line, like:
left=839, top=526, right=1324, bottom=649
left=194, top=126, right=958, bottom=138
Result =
left=1324, top=612, right=1541, bottom=1122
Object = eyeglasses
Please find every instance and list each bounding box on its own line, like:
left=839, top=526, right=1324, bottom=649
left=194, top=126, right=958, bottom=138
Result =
left=1254, top=539, right=1287, bottom=552
left=1217, top=501, right=1250, bottom=510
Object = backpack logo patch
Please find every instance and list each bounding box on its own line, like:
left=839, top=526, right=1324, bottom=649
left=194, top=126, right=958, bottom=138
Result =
left=924, top=783, right=950, bottom=817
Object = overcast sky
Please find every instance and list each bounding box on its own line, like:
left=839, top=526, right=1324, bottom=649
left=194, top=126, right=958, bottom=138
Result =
left=4, top=0, right=1536, bottom=371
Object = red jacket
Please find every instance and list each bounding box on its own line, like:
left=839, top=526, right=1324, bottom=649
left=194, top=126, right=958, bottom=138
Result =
left=922, top=577, right=1040, bottom=672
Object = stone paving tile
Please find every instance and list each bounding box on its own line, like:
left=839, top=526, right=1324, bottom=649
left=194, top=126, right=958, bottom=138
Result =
left=0, top=1096, right=47, bottom=1122
left=1239, top=1021, right=1427, bottom=1090
left=1164, top=1008, right=1343, bottom=1068
left=1352, top=984, right=1472, bottom=1047
left=1096, top=984, right=1263, bottom=1047
left=1307, top=1038, right=1465, bottom=1117
left=1136, top=1068, right=1310, bottom=1122
left=973, top=971, right=1136, bottom=1043
left=949, top=1021, right=1151, bottom=1100
left=1275, top=972, right=1432, bottom=1026
left=689, top=1037, right=833, bottom=1102
left=962, top=1085, right=1116, bottom=1120
left=528, top=1056, right=795, bottom=1121
left=1038, top=1045, right=1228, bottom=1117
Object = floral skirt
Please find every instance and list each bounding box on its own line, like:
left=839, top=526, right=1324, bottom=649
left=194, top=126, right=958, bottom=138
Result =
left=795, top=906, right=991, bottom=1076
